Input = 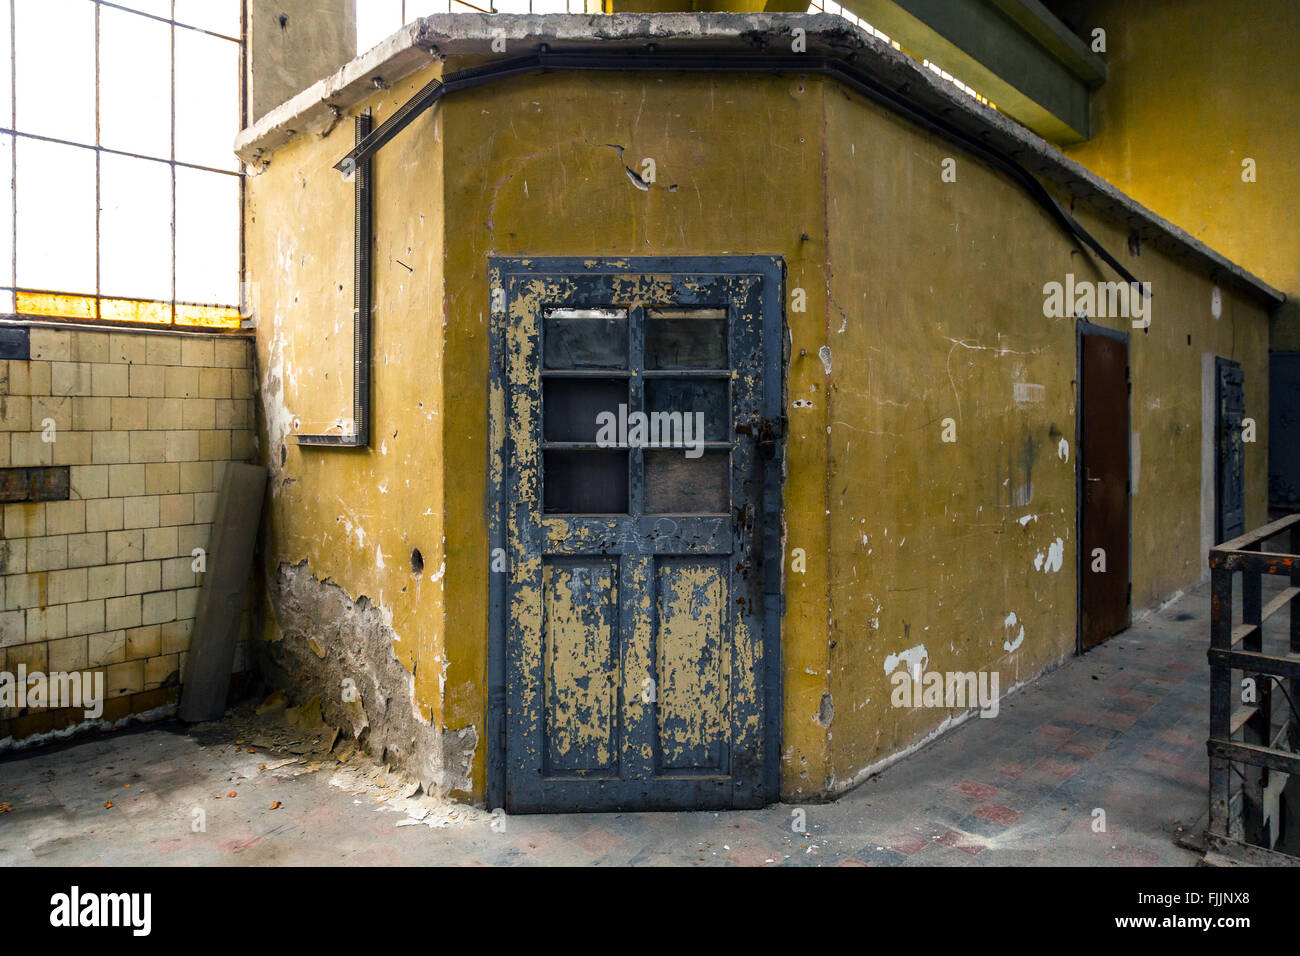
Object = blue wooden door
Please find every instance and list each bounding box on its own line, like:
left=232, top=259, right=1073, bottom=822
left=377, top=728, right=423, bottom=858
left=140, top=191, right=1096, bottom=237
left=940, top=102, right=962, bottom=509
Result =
left=490, top=259, right=780, bottom=812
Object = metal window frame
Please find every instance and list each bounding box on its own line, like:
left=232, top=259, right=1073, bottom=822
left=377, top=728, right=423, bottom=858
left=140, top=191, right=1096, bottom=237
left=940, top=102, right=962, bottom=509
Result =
left=0, top=0, right=245, bottom=330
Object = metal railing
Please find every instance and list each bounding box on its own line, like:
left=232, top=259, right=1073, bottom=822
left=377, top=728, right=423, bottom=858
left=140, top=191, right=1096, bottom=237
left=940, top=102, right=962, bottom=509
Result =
left=1207, top=513, right=1300, bottom=857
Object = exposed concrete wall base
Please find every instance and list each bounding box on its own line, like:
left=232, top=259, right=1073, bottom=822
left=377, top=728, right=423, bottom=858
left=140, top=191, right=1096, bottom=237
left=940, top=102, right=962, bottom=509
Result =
left=260, top=560, right=476, bottom=800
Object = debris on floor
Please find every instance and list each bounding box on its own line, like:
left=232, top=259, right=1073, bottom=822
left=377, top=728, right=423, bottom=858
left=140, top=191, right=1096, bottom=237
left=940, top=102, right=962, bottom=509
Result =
left=188, top=692, right=486, bottom=830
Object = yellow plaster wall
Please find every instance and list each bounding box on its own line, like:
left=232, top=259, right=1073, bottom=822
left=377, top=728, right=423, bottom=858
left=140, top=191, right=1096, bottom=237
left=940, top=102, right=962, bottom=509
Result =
left=245, top=59, right=1270, bottom=805
left=1051, top=0, right=1299, bottom=345
left=438, top=68, right=834, bottom=802
left=245, top=63, right=452, bottom=765
left=821, top=82, right=1269, bottom=790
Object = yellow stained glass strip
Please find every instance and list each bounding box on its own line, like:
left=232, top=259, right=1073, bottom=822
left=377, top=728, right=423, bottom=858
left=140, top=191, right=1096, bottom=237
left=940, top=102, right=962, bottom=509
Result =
left=16, top=291, right=98, bottom=320
left=175, top=302, right=242, bottom=329
left=100, top=297, right=173, bottom=324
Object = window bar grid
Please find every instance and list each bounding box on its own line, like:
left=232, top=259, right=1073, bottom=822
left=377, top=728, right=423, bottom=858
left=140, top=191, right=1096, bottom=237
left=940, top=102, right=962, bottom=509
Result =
left=2, top=0, right=246, bottom=330
left=8, top=0, right=15, bottom=317
left=169, top=0, right=177, bottom=325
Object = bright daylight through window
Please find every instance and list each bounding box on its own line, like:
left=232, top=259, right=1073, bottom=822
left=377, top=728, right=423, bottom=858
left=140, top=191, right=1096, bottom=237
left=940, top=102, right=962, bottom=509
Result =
left=0, top=0, right=242, bottom=328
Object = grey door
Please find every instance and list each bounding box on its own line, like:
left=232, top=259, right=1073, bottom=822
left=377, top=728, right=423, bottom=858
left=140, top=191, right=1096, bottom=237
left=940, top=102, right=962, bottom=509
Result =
left=489, top=257, right=783, bottom=813
left=1217, top=358, right=1246, bottom=543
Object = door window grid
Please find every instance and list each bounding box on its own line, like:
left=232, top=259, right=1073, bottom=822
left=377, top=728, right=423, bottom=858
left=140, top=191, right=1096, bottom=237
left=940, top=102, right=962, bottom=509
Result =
left=540, top=304, right=732, bottom=516
left=0, top=0, right=244, bottom=329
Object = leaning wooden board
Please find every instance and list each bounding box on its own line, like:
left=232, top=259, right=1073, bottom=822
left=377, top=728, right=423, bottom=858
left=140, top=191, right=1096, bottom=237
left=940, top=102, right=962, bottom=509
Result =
left=179, top=462, right=267, bottom=722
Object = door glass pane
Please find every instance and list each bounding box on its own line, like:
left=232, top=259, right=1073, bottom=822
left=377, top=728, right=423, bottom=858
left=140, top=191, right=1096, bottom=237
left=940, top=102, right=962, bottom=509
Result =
left=645, top=378, right=729, bottom=443
left=543, top=378, right=626, bottom=443
left=544, top=307, right=626, bottom=369
left=645, top=450, right=729, bottom=514
left=646, top=307, right=726, bottom=369
left=544, top=450, right=628, bottom=514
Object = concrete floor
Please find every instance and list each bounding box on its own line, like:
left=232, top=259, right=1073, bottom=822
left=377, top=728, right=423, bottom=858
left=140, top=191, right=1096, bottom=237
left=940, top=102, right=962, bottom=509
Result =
left=0, top=581, right=1230, bottom=866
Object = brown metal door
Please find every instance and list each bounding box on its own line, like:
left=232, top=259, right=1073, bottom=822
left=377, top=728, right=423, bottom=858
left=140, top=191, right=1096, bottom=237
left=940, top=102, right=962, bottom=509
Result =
left=1080, top=329, right=1131, bottom=651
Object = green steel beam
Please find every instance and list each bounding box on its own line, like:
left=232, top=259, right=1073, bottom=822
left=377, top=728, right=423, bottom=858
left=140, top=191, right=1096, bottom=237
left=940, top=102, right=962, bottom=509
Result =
left=838, top=0, right=1106, bottom=143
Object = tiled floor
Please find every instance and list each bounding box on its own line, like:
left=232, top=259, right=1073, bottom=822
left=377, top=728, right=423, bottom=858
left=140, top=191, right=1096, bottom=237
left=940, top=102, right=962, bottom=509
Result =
left=0, top=581, right=1237, bottom=865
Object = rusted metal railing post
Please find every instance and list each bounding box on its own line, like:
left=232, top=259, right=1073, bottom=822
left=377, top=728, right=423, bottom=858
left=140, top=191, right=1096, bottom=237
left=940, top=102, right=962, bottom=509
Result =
left=1208, top=561, right=1234, bottom=840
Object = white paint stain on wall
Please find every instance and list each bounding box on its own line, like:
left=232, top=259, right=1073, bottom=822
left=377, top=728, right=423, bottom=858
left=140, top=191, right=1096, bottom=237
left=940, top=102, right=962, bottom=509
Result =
left=1034, top=537, right=1064, bottom=573
left=1003, top=611, right=1025, bottom=652
left=1057, top=437, right=1069, bottom=462
left=883, top=643, right=929, bottom=679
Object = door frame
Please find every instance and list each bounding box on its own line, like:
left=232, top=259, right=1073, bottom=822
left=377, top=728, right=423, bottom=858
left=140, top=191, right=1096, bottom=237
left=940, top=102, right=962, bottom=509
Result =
left=1214, top=356, right=1245, bottom=543
left=484, top=255, right=786, bottom=811
left=1075, top=318, right=1132, bottom=655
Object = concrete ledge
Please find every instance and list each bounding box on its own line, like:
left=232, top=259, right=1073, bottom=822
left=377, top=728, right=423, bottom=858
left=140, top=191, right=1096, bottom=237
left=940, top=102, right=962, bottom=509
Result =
left=234, top=12, right=1285, bottom=309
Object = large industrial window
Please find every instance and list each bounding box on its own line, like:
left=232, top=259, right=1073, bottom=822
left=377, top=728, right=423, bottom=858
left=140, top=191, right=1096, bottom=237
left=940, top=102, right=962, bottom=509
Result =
left=357, top=0, right=593, bottom=54
left=0, top=0, right=243, bottom=329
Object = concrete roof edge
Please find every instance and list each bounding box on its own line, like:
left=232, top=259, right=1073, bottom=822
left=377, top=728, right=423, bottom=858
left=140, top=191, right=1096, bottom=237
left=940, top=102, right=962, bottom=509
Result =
left=234, top=12, right=1285, bottom=309
left=233, top=20, right=439, bottom=165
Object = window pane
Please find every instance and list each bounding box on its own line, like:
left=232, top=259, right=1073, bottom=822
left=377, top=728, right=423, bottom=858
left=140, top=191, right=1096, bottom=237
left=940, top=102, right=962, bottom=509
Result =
left=406, top=1, right=452, bottom=17
left=176, top=167, right=238, bottom=305
left=173, top=0, right=241, bottom=39
left=543, top=308, right=627, bottom=369
left=544, top=450, right=628, bottom=514
left=356, top=0, right=402, bottom=54
left=645, top=450, right=729, bottom=514
left=0, top=134, right=12, bottom=292
left=493, top=0, right=531, bottom=11
left=543, top=378, right=626, bottom=443
left=15, top=0, right=96, bottom=145
left=100, top=154, right=172, bottom=302
left=175, top=29, right=239, bottom=170
left=646, top=307, right=728, bottom=369
left=645, top=378, right=730, bottom=442
left=113, top=0, right=172, bottom=16
left=0, top=9, right=12, bottom=128
left=100, top=7, right=171, bottom=159
left=532, top=0, right=570, bottom=11
left=16, top=138, right=95, bottom=293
